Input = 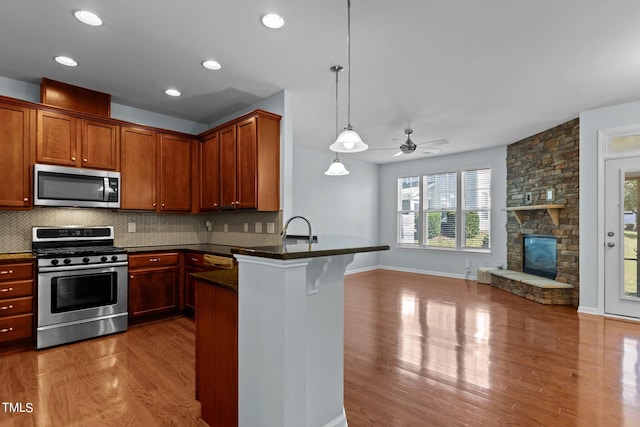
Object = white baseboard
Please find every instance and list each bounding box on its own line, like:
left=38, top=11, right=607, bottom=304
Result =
left=344, top=265, right=379, bottom=275
left=378, top=265, right=474, bottom=281
left=323, top=407, right=348, bottom=427
left=577, top=306, right=599, bottom=315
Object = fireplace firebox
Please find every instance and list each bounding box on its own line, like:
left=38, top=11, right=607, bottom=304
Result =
left=523, top=234, right=557, bottom=279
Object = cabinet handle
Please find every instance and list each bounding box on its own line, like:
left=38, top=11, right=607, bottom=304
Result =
left=130, top=275, right=134, bottom=279
left=191, top=258, right=198, bottom=262
left=236, top=201, right=239, bottom=205
left=0, top=287, right=12, bottom=292
left=83, top=158, right=88, bottom=162
left=150, top=258, right=160, bottom=262
left=1, top=305, right=13, bottom=310
left=71, top=157, right=76, bottom=161
left=231, top=201, right=235, bottom=205
left=153, top=202, right=156, bottom=207
left=0, top=270, right=13, bottom=275
left=0, top=327, right=14, bottom=333
left=23, top=198, right=28, bottom=202
left=214, top=203, right=218, bottom=207
left=161, top=203, right=165, bottom=208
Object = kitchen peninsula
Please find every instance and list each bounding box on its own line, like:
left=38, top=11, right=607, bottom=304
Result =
left=193, top=236, right=389, bottom=427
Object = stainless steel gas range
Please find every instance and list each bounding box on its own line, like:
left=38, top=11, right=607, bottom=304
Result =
left=32, top=226, right=128, bottom=349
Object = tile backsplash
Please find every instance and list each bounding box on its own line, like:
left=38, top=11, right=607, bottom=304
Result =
left=0, top=208, right=282, bottom=253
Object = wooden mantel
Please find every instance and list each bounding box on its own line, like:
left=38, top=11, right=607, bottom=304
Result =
left=505, top=204, right=566, bottom=226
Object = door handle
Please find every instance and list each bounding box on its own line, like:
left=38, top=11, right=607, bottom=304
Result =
left=608, top=242, right=615, bottom=247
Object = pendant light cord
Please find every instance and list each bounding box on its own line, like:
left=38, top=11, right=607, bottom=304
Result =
left=347, top=0, right=352, bottom=129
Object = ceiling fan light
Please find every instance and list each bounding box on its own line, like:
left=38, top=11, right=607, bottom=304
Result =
left=325, top=158, right=350, bottom=175
left=330, top=128, right=368, bottom=153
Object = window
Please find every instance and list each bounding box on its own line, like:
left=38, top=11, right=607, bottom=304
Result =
left=397, top=168, right=491, bottom=250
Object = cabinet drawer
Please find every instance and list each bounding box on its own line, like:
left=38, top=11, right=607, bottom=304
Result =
left=186, top=253, right=205, bottom=267
left=0, top=263, right=33, bottom=282
left=0, top=280, right=32, bottom=298
left=128, top=252, right=180, bottom=269
left=0, top=314, right=32, bottom=344
left=0, top=296, right=32, bottom=317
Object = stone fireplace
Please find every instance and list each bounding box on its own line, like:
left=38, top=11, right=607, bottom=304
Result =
left=500, top=118, right=579, bottom=305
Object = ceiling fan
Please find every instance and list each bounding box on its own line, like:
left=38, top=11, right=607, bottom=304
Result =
left=373, top=129, right=448, bottom=157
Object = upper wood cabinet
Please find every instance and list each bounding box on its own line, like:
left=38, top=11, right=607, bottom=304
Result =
left=201, top=110, right=280, bottom=212
left=120, top=127, right=194, bottom=213
left=36, top=110, right=119, bottom=170
left=0, top=101, right=33, bottom=209
left=120, top=126, right=158, bottom=211
left=200, top=132, right=220, bottom=212
left=159, top=133, right=193, bottom=212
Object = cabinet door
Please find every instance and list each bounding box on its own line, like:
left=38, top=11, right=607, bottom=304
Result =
left=81, top=119, right=119, bottom=170
left=236, top=117, right=257, bottom=209
left=120, top=126, right=157, bottom=210
left=159, top=134, right=192, bottom=212
left=219, top=124, right=237, bottom=209
left=200, top=132, right=220, bottom=211
left=36, top=110, right=79, bottom=166
left=0, top=102, right=32, bottom=208
left=185, top=265, right=204, bottom=310
left=129, top=266, right=178, bottom=319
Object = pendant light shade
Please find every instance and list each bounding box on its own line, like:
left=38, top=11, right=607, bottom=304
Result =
left=325, top=156, right=350, bottom=175
left=330, top=126, right=367, bottom=153
left=325, top=65, right=350, bottom=176
left=330, top=0, right=367, bottom=154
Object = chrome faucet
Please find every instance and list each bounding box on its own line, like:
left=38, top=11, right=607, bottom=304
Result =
left=282, top=216, right=313, bottom=243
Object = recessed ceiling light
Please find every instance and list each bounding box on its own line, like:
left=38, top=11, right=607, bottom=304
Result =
left=164, top=89, right=181, bottom=97
left=261, top=13, right=285, bottom=29
left=73, top=10, right=103, bottom=26
left=54, top=56, right=78, bottom=67
left=202, top=60, right=222, bottom=71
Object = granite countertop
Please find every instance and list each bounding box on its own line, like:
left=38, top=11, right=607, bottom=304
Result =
left=0, top=252, right=35, bottom=262
left=231, top=235, right=390, bottom=260
left=125, top=243, right=234, bottom=256
left=190, top=267, right=238, bottom=292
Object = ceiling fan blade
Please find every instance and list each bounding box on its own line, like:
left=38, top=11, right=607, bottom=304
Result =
left=392, top=151, right=404, bottom=157
left=421, top=148, right=441, bottom=154
left=417, top=138, right=448, bottom=146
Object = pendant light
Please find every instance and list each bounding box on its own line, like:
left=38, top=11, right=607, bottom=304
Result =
left=325, top=65, right=350, bottom=176
left=329, top=0, right=368, bottom=153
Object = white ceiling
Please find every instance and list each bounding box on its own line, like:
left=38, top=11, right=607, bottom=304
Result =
left=1, top=0, right=640, bottom=164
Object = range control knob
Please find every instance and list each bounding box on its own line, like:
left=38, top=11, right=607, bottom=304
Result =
left=83, top=257, right=90, bottom=263
left=63, top=259, right=71, bottom=265
left=51, top=259, right=59, bottom=266
left=101, top=256, right=108, bottom=262
left=111, top=255, right=119, bottom=262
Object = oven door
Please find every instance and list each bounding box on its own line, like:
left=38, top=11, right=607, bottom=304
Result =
left=37, top=263, right=128, bottom=327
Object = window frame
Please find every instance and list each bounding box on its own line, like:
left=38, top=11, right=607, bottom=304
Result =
left=396, top=168, right=492, bottom=252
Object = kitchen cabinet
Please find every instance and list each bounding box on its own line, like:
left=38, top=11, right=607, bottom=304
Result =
left=36, top=110, right=119, bottom=170
left=120, top=126, right=158, bottom=210
left=159, top=133, right=194, bottom=212
left=195, top=278, right=238, bottom=426
left=128, top=252, right=180, bottom=323
left=0, top=261, right=34, bottom=351
left=120, top=127, right=194, bottom=213
left=205, top=110, right=280, bottom=212
left=0, top=101, right=33, bottom=209
left=199, top=131, right=220, bottom=211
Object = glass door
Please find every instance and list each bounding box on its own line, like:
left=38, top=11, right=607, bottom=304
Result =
left=604, top=157, right=640, bottom=318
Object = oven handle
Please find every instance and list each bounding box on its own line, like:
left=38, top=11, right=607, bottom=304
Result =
left=38, top=261, right=129, bottom=273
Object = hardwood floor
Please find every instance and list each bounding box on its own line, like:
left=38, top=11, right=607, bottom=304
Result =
left=344, top=270, right=640, bottom=426
left=1, top=270, right=640, bottom=426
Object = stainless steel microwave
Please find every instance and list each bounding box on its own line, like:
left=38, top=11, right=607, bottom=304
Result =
left=34, top=164, right=120, bottom=208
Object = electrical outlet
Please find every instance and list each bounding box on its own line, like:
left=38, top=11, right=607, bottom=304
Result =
left=243, top=223, right=248, bottom=232
left=127, top=222, right=136, bottom=233
left=465, top=259, right=471, bottom=268
left=546, top=188, right=554, bottom=201
left=224, top=224, right=228, bottom=233
left=205, top=220, right=212, bottom=231
left=266, top=222, right=275, bottom=234
left=255, top=222, right=262, bottom=233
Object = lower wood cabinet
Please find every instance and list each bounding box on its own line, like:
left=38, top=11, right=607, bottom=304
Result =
left=195, top=279, right=238, bottom=426
left=128, top=252, right=180, bottom=323
left=0, top=260, right=35, bottom=351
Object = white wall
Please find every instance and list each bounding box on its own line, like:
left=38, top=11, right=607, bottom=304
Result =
left=579, top=99, right=640, bottom=313
left=377, top=146, right=508, bottom=279
left=291, top=147, right=380, bottom=272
